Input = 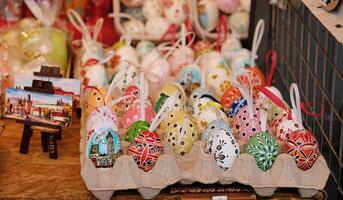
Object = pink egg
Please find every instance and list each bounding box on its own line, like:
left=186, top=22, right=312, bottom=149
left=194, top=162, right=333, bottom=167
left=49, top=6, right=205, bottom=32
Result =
left=119, top=85, right=141, bottom=110
left=216, top=0, right=240, bottom=14
left=123, top=101, right=156, bottom=129
left=233, top=104, right=263, bottom=141
left=145, top=58, right=171, bottom=90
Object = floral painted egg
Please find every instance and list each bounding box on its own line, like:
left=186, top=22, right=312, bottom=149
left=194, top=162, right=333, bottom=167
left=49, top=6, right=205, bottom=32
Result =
left=216, top=0, right=240, bottom=14
left=198, top=0, right=219, bottom=31
left=276, top=118, right=301, bottom=141
left=202, top=119, right=231, bottom=142
left=206, top=127, right=240, bottom=170
left=169, top=47, right=195, bottom=75
left=123, top=20, right=145, bottom=36
left=128, top=130, right=164, bottom=171
left=122, top=0, right=145, bottom=7
left=145, top=17, right=170, bottom=38
left=221, top=86, right=242, bottom=111
left=227, top=97, right=247, bottom=118
left=123, top=101, right=156, bottom=129
left=189, top=87, right=212, bottom=103
left=136, top=40, right=156, bottom=58
left=229, top=11, right=249, bottom=37
left=142, top=0, right=163, bottom=19
left=237, top=67, right=266, bottom=89
left=176, top=64, right=202, bottom=95
left=125, top=120, right=150, bottom=142
left=163, top=0, right=189, bottom=26
left=160, top=109, right=189, bottom=130
left=206, top=64, right=231, bottom=98
left=124, top=6, right=146, bottom=22
left=193, top=40, right=212, bottom=57
left=87, top=127, right=121, bottom=168
left=233, top=104, right=262, bottom=141
left=285, top=130, right=320, bottom=171
left=145, top=57, right=171, bottom=90
left=197, top=106, right=227, bottom=131
left=164, top=116, right=200, bottom=156
left=245, top=131, right=279, bottom=171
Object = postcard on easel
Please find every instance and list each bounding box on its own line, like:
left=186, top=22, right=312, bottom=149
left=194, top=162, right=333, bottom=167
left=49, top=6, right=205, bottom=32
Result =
left=5, top=88, right=73, bottom=126
left=14, top=74, right=81, bottom=108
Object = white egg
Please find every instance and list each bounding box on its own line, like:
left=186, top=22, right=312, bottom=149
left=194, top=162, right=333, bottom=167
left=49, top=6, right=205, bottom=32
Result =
left=197, top=107, right=227, bottom=131
left=145, top=17, right=170, bottom=38
left=143, top=0, right=163, bottom=19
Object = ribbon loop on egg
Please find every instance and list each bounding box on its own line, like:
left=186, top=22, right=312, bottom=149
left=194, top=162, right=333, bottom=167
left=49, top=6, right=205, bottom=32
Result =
left=250, top=19, right=265, bottom=66
left=290, top=83, right=305, bottom=130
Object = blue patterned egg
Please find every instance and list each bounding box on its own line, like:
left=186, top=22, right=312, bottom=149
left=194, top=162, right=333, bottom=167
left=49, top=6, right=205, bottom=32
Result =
left=227, top=97, right=247, bottom=118
left=176, top=64, right=202, bottom=95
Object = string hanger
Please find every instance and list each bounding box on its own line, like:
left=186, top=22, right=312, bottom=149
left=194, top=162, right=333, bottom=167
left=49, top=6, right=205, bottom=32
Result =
left=24, top=0, right=62, bottom=27
left=289, top=83, right=305, bottom=130
left=250, top=19, right=265, bottom=67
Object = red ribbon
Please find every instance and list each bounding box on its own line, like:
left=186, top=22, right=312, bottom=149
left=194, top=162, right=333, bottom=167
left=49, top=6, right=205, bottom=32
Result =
left=265, top=50, right=277, bottom=86
left=258, top=86, right=292, bottom=120
left=185, top=18, right=194, bottom=47
left=160, top=23, right=177, bottom=46
left=301, top=100, right=324, bottom=117
left=84, top=58, right=99, bottom=67
left=216, top=15, right=228, bottom=52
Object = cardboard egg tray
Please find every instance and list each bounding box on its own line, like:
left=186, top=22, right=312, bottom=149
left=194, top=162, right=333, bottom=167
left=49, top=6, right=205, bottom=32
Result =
left=79, top=113, right=330, bottom=200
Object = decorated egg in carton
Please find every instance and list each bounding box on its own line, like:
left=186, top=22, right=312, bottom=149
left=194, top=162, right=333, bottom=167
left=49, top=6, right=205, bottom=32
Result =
left=197, top=105, right=227, bottom=131
left=189, top=87, right=213, bottom=104
left=154, top=82, right=187, bottom=108
left=205, top=61, right=231, bottom=99
left=176, top=64, right=203, bottom=95
left=125, top=120, right=150, bottom=142
left=192, top=94, right=220, bottom=117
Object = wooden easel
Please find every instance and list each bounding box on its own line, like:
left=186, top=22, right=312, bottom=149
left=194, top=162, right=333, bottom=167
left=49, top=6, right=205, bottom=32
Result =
left=18, top=66, right=63, bottom=159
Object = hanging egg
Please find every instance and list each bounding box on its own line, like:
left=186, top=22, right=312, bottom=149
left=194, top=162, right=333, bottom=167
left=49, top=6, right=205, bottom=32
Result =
left=198, top=51, right=226, bottom=72
left=163, top=0, right=189, bottom=26
left=143, top=0, right=163, bottom=19
left=198, top=0, right=219, bottom=31
left=229, top=11, right=249, bottom=38
left=189, top=87, right=213, bottom=104
left=154, top=93, right=185, bottom=113
left=123, top=101, right=156, bottom=129
left=123, top=20, right=145, bottom=36
left=112, top=41, right=139, bottom=69
left=122, top=0, right=145, bottom=8
left=205, top=126, right=240, bottom=170
left=192, top=96, right=220, bottom=117
left=229, top=48, right=251, bottom=72
left=197, top=106, right=227, bottom=131
left=202, top=119, right=231, bottom=142
left=128, top=130, right=164, bottom=171
left=87, top=127, right=121, bottom=168
left=112, top=62, right=139, bottom=92
left=145, top=17, right=170, bottom=39
left=221, top=86, right=242, bottom=111
left=168, top=47, right=195, bottom=75
left=176, top=64, right=202, bottom=95
left=285, top=130, right=320, bottom=171
left=216, top=0, right=240, bottom=14
left=86, top=106, right=119, bottom=136
left=276, top=118, right=301, bottom=141
left=233, top=104, right=262, bottom=141
left=227, top=97, right=247, bottom=118
left=83, top=87, right=107, bottom=119
left=125, top=120, right=150, bottom=142
left=206, top=64, right=231, bottom=98
left=164, top=116, right=200, bottom=156
left=136, top=40, right=156, bottom=58
left=237, top=67, right=266, bottom=89
left=245, top=131, right=279, bottom=171
left=118, top=85, right=141, bottom=111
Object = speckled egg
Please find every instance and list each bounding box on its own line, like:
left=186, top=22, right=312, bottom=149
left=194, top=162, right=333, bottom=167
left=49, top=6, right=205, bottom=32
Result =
left=245, top=131, right=279, bottom=171
left=160, top=109, right=188, bottom=130
left=233, top=104, right=262, bottom=141
left=155, top=82, right=186, bottom=105
left=128, top=130, right=164, bottom=171
left=202, top=119, right=231, bottom=142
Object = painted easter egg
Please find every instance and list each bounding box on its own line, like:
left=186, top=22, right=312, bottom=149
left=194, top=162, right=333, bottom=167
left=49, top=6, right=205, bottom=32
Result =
left=202, top=119, right=231, bottom=142
left=164, top=116, right=200, bottom=156
left=221, top=86, right=242, bottom=111
left=255, top=86, right=285, bottom=121
left=136, top=40, right=156, bottom=58
left=87, top=127, right=121, bottom=168
left=143, top=0, right=163, bottom=19
left=221, top=36, right=242, bottom=54
left=285, top=130, right=320, bottom=171
left=113, top=41, right=140, bottom=68
left=123, top=101, right=156, bottom=129
left=206, top=64, right=231, bottom=98
left=125, top=120, right=150, bottom=142
left=270, top=111, right=290, bottom=133
left=198, top=0, right=219, bottom=31
left=176, top=64, right=202, bottom=95
left=227, top=97, right=247, bottom=118
left=154, top=93, right=185, bottom=113
left=160, top=109, right=188, bottom=130
left=245, top=131, right=279, bottom=171
left=197, top=106, right=227, bottom=131
left=216, top=0, right=240, bottom=14
left=193, top=40, right=213, bottom=57
left=237, top=67, right=266, bottom=89
left=144, top=57, right=171, bottom=89
left=86, top=106, right=118, bottom=137
left=189, top=87, right=213, bottom=104
left=206, top=127, right=240, bottom=170
left=169, top=47, right=195, bottom=75
left=192, top=96, right=221, bottom=117
left=233, top=104, right=262, bottom=141
left=276, top=118, right=301, bottom=141
left=145, top=17, right=170, bottom=38
left=112, top=61, right=139, bottom=92
left=83, top=87, right=107, bottom=119
left=155, top=82, right=186, bottom=105
left=163, top=0, right=189, bottom=26
left=123, top=20, right=145, bottom=36
left=128, top=130, right=164, bottom=171
left=117, top=85, right=141, bottom=111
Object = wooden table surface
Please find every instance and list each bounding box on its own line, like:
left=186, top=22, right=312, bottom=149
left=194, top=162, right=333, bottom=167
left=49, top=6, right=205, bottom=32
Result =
left=0, top=116, right=326, bottom=199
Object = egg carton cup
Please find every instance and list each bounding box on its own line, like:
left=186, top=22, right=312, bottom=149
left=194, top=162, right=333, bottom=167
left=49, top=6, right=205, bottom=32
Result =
left=79, top=113, right=330, bottom=200
left=188, top=0, right=249, bottom=40
left=112, top=0, right=186, bottom=42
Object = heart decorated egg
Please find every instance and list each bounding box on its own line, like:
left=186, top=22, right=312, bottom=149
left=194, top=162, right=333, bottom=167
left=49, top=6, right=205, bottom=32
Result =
left=221, top=86, right=242, bottom=111
left=227, top=97, right=247, bottom=118
left=163, top=0, right=189, bottom=26
left=202, top=119, right=231, bottom=142
left=197, top=107, right=227, bottom=131
left=176, top=64, right=202, bottom=95
left=125, top=120, right=150, bottom=142
left=206, top=127, right=240, bottom=170
left=136, top=40, right=156, bottom=58
left=189, top=87, right=213, bottom=104
left=285, top=130, right=320, bottom=171
left=143, top=0, right=163, bottom=19
left=87, top=127, right=121, bottom=168
left=123, top=101, right=156, bottom=129
left=164, top=116, right=200, bottom=156
left=128, top=130, right=164, bottom=172
left=233, top=104, right=262, bottom=141
left=122, top=0, right=145, bottom=7
left=117, top=85, right=141, bottom=111
left=245, top=131, right=279, bottom=171
left=206, top=64, right=231, bottom=98
left=229, top=11, right=249, bottom=37
left=216, top=0, right=240, bottom=14
left=198, top=0, right=219, bottom=31
left=169, top=47, right=195, bottom=75
left=145, top=17, right=170, bottom=38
